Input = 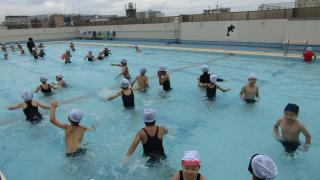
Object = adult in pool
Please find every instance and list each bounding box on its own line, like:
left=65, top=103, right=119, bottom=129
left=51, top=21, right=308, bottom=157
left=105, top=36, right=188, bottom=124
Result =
left=303, top=47, right=316, bottom=62
left=7, top=89, right=50, bottom=123
left=126, top=108, right=168, bottom=166
left=62, top=49, right=72, bottom=64
left=248, top=154, right=278, bottom=180
left=111, top=59, right=131, bottom=79
left=273, top=103, right=311, bottom=155
left=198, top=65, right=224, bottom=88
left=172, top=151, right=206, bottom=180
left=240, top=73, right=260, bottom=103
left=131, top=67, right=149, bottom=92
left=27, top=37, right=35, bottom=54
left=84, top=51, right=95, bottom=62
left=49, top=101, right=96, bottom=157
left=107, top=79, right=135, bottom=108
left=34, top=75, right=57, bottom=96
left=157, top=66, right=172, bottom=91
left=206, top=74, right=230, bottom=100
left=52, top=73, right=67, bottom=88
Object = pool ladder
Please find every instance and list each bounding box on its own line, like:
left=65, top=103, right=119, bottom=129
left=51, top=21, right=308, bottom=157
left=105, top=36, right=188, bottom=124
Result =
left=283, top=40, right=308, bottom=56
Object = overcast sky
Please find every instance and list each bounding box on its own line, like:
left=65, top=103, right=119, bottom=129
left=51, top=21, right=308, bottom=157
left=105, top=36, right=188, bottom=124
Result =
left=0, top=0, right=294, bottom=21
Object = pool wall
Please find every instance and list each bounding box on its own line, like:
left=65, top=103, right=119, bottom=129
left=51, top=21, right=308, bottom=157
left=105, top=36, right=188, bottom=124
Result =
left=0, top=19, right=320, bottom=47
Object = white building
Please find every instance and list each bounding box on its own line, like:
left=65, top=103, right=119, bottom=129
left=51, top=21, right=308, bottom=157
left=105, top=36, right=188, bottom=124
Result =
left=295, top=0, right=320, bottom=7
left=258, top=2, right=295, bottom=10
left=136, top=10, right=165, bottom=18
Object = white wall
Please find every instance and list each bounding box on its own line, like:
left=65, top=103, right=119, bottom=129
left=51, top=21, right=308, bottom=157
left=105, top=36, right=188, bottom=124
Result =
left=79, top=23, right=177, bottom=40
left=179, top=20, right=287, bottom=43
left=0, top=27, right=79, bottom=42
left=0, top=20, right=319, bottom=45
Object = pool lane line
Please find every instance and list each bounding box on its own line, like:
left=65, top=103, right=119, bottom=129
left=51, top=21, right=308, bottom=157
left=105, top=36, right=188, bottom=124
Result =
left=63, top=41, right=302, bottom=59
left=58, top=54, right=231, bottom=105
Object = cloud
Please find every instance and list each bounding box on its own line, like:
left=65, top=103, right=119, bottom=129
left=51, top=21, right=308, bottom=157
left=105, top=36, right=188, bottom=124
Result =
left=0, top=0, right=293, bottom=22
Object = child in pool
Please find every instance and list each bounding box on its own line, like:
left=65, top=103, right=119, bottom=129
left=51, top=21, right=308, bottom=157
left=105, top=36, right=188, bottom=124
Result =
left=158, top=66, right=172, bottom=91
left=206, top=74, right=230, bottom=100
left=273, top=103, right=311, bottom=154
left=198, top=65, right=224, bottom=88
left=96, top=52, right=104, bottom=60
left=52, top=73, right=67, bottom=88
left=131, top=67, right=149, bottom=92
left=62, top=50, right=72, bottom=64
left=107, top=79, right=135, bottom=108
left=84, top=51, right=95, bottom=62
left=70, top=42, right=75, bottom=51
left=111, top=59, right=131, bottom=79
left=3, top=52, right=8, bottom=60
left=248, top=154, right=278, bottom=180
left=240, top=73, right=260, bottom=103
left=172, top=151, right=206, bottom=180
left=10, top=45, right=16, bottom=52
left=49, top=101, right=96, bottom=157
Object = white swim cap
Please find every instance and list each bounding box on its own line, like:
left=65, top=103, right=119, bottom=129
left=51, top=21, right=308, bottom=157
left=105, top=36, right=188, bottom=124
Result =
left=144, top=108, right=156, bottom=123
left=40, top=75, right=48, bottom=82
left=201, top=65, right=209, bottom=73
left=21, top=89, right=33, bottom=101
left=307, top=47, right=312, bottom=51
left=182, top=150, right=201, bottom=162
left=69, top=109, right=84, bottom=123
left=121, top=59, right=127, bottom=64
left=210, top=74, right=218, bottom=83
left=56, top=73, right=63, bottom=79
left=252, top=155, right=278, bottom=180
left=159, top=66, right=167, bottom=72
left=140, top=67, right=147, bottom=74
left=120, top=79, right=130, bottom=88
left=248, top=73, right=257, bottom=80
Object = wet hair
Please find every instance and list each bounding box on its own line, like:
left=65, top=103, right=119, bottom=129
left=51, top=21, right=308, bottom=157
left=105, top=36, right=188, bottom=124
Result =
left=28, top=38, right=33, bottom=41
left=122, top=87, right=129, bottom=90
left=68, top=117, right=79, bottom=126
left=145, top=121, right=156, bottom=126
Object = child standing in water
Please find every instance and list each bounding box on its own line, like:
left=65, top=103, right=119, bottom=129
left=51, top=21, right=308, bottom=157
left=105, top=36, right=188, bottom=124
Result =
left=96, top=52, right=104, bottom=60
left=62, top=50, right=72, bottom=64
left=131, top=67, right=149, bottom=92
left=84, top=51, right=95, bottom=62
left=157, top=66, right=172, bottom=91
left=240, top=73, right=260, bottom=103
left=70, top=42, right=75, bottom=51
left=126, top=108, right=168, bottom=166
left=172, top=151, right=206, bottom=180
left=34, top=75, right=57, bottom=96
left=111, top=59, right=131, bottom=79
left=273, top=103, right=311, bottom=155
left=3, top=52, right=8, bottom=60
left=52, top=73, right=67, bottom=88
left=7, top=89, right=50, bottom=123
left=206, top=74, right=230, bottom=100
left=49, top=101, right=96, bottom=157
left=198, top=65, right=224, bottom=87
left=107, top=79, right=135, bottom=108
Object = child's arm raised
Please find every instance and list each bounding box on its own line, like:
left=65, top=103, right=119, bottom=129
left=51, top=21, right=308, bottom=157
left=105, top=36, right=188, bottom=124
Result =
left=50, top=101, right=68, bottom=129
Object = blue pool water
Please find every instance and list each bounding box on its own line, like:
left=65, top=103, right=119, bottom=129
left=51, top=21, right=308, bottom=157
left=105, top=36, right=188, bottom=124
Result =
left=0, top=41, right=320, bottom=180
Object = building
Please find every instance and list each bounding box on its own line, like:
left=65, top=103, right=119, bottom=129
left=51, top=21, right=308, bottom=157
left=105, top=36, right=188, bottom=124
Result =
left=126, top=2, right=136, bottom=17
left=295, top=0, right=320, bottom=7
left=3, top=16, right=32, bottom=29
left=258, top=2, right=295, bottom=10
left=49, top=15, right=65, bottom=27
left=136, top=10, right=165, bottom=18
left=203, top=5, right=231, bottom=14
left=0, top=24, right=8, bottom=30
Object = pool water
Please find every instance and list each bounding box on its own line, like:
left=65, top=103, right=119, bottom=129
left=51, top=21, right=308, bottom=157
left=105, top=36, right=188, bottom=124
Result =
left=0, top=41, right=320, bottom=180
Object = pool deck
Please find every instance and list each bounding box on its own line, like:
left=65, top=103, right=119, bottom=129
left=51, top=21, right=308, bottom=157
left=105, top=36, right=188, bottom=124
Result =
left=66, top=41, right=302, bottom=59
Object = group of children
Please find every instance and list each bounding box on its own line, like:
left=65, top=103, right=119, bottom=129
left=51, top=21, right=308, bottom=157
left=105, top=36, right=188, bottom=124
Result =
left=3, top=38, right=315, bottom=180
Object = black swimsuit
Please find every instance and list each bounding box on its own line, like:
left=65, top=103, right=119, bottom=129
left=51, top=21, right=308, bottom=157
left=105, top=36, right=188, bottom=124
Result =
left=40, top=84, right=52, bottom=95
left=121, top=89, right=135, bottom=108
left=179, top=171, right=201, bottom=180
left=23, top=101, right=43, bottom=122
left=163, top=78, right=172, bottom=91
left=142, top=126, right=166, bottom=165
left=206, top=84, right=217, bottom=100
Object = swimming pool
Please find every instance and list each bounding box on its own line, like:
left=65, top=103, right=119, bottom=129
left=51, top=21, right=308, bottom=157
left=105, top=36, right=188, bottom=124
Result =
left=0, top=41, right=320, bottom=180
